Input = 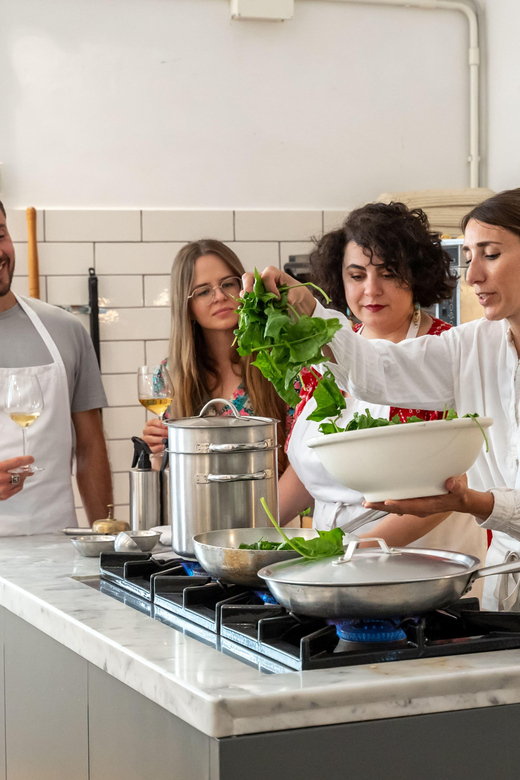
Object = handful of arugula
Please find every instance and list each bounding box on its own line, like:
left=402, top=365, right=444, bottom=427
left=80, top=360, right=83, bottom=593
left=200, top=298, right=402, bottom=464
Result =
left=260, top=498, right=345, bottom=560
left=234, top=269, right=346, bottom=425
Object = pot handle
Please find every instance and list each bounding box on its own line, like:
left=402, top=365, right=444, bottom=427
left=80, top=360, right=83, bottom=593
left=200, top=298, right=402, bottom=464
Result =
left=199, top=398, right=240, bottom=418
left=196, top=469, right=274, bottom=484
left=203, top=440, right=274, bottom=453
left=333, top=537, right=400, bottom=565
left=472, top=558, right=520, bottom=580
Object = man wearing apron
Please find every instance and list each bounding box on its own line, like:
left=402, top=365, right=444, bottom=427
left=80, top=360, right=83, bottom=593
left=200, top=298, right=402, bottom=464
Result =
left=0, top=202, right=112, bottom=535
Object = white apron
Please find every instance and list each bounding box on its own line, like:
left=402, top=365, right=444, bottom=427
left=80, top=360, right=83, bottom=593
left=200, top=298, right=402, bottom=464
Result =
left=0, top=295, right=77, bottom=535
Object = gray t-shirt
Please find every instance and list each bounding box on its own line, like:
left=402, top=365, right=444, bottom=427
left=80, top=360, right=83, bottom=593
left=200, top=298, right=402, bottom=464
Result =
left=0, top=297, right=107, bottom=412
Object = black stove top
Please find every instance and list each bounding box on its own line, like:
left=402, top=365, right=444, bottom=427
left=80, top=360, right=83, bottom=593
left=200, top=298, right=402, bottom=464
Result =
left=98, top=551, right=520, bottom=674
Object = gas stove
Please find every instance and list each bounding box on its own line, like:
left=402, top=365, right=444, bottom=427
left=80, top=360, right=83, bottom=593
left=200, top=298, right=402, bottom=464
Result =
left=94, top=551, right=520, bottom=674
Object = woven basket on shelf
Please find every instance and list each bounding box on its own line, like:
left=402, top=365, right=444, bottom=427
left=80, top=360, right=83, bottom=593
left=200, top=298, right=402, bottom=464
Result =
left=377, top=188, right=495, bottom=237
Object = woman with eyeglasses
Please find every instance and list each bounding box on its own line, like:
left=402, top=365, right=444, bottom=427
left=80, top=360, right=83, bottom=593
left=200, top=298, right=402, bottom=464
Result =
left=142, top=239, right=292, bottom=470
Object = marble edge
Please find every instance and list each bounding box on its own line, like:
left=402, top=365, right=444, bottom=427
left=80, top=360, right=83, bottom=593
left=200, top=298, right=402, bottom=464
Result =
left=3, top=538, right=520, bottom=738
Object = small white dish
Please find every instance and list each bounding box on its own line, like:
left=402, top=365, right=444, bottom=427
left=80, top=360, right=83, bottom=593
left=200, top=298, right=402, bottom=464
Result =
left=115, top=530, right=161, bottom=552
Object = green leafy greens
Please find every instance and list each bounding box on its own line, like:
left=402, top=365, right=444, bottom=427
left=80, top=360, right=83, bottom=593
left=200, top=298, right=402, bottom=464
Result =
left=234, top=270, right=345, bottom=423
left=333, top=406, right=488, bottom=452
left=260, top=498, right=345, bottom=560
left=238, top=539, right=294, bottom=551
left=234, top=271, right=489, bottom=448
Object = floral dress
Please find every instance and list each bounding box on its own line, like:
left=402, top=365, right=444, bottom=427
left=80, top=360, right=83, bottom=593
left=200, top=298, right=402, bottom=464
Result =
left=220, top=383, right=297, bottom=433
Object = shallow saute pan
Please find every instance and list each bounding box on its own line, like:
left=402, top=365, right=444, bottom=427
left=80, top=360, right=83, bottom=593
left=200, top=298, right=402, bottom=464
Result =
left=258, top=538, right=520, bottom=619
left=192, top=527, right=318, bottom=587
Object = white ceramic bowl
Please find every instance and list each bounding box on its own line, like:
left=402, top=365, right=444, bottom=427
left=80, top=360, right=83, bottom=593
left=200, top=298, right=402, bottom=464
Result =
left=307, top=416, right=493, bottom=502
left=115, top=530, right=161, bottom=552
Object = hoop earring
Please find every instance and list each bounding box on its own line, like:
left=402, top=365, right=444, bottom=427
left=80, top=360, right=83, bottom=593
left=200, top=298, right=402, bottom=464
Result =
left=413, top=301, right=420, bottom=326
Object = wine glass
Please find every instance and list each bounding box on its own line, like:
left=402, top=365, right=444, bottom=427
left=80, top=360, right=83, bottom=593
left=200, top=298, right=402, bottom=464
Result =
left=137, top=365, right=173, bottom=422
left=5, top=374, right=45, bottom=473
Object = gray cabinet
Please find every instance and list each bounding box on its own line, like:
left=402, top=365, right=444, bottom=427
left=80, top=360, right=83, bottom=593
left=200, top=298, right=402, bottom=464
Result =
left=2, top=606, right=520, bottom=780
left=0, top=608, right=5, bottom=780
left=2, top=608, right=88, bottom=780
left=88, top=665, right=209, bottom=780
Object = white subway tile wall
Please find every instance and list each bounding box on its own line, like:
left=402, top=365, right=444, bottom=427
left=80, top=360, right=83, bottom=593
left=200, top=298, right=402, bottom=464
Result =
left=8, top=209, right=344, bottom=525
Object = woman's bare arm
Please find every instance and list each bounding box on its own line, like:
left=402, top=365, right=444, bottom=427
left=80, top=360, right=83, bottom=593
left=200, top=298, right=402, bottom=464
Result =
left=278, top=464, right=313, bottom=526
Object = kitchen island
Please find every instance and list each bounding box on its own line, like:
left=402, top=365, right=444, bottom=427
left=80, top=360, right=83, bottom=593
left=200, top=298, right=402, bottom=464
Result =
left=2, top=535, right=520, bottom=779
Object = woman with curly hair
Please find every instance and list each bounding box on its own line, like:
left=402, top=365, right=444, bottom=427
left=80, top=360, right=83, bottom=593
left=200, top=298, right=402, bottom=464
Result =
left=278, top=202, right=487, bottom=563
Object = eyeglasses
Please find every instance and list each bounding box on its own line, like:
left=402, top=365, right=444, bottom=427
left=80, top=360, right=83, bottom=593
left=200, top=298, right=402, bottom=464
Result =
left=187, top=277, right=242, bottom=306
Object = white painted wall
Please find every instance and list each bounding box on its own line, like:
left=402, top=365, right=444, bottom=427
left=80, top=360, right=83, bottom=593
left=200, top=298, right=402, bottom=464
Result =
left=1, top=0, right=470, bottom=209
left=480, top=0, right=520, bottom=191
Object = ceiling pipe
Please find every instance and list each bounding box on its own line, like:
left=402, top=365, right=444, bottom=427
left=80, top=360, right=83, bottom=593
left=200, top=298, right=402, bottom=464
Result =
left=311, top=0, right=481, bottom=187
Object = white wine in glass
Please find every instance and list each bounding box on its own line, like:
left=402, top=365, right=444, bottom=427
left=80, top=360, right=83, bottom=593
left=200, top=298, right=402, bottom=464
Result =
left=137, top=365, right=173, bottom=422
left=5, top=374, right=45, bottom=473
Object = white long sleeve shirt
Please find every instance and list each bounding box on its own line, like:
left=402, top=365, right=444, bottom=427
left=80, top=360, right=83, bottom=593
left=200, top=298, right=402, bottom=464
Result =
left=313, top=301, right=520, bottom=609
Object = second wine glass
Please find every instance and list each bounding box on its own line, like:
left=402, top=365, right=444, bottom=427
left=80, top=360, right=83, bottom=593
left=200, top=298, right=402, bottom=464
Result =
left=137, top=365, right=173, bottom=421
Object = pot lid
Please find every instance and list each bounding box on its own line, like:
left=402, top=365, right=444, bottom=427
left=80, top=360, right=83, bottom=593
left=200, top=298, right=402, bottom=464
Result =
left=258, top=545, right=480, bottom=587
left=166, top=397, right=278, bottom=429
left=167, top=415, right=274, bottom=429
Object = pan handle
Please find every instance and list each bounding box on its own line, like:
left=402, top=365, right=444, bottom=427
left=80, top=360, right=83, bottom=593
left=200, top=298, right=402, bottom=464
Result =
left=338, top=508, right=389, bottom=535
left=472, top=558, right=520, bottom=580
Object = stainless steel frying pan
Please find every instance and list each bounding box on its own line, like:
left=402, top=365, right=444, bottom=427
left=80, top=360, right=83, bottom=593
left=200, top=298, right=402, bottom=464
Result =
left=192, top=527, right=318, bottom=587
left=192, top=508, right=388, bottom=587
left=258, top=537, right=520, bottom=618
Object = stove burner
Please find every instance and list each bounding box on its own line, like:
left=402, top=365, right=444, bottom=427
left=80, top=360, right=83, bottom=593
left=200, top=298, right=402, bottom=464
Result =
left=332, top=618, right=407, bottom=643
left=253, top=590, right=278, bottom=605
left=181, top=561, right=207, bottom=576
left=97, top=554, right=520, bottom=674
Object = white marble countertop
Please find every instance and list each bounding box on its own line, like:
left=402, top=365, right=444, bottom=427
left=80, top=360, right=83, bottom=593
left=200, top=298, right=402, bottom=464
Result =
left=2, top=534, right=520, bottom=738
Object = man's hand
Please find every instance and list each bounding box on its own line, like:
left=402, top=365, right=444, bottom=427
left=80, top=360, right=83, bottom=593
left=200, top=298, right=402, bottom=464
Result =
left=363, top=474, right=495, bottom=522
left=0, top=456, right=34, bottom=500
left=242, top=266, right=317, bottom=317
left=142, top=418, right=168, bottom=454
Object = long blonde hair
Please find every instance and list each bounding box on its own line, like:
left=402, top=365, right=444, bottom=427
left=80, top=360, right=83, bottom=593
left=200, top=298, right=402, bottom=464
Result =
left=168, top=239, right=289, bottom=468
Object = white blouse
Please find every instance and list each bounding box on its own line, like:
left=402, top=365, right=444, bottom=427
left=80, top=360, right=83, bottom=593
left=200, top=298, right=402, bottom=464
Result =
left=313, top=301, right=520, bottom=610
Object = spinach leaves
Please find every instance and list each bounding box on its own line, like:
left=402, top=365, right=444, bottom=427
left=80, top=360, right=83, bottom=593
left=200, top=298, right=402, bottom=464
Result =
left=234, top=270, right=343, bottom=409
left=334, top=406, right=489, bottom=452
left=238, top=539, right=293, bottom=551
left=260, top=498, right=345, bottom=560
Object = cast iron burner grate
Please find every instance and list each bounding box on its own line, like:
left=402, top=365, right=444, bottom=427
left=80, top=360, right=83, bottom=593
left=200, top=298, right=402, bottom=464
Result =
left=99, top=551, right=190, bottom=601
left=98, top=557, right=520, bottom=673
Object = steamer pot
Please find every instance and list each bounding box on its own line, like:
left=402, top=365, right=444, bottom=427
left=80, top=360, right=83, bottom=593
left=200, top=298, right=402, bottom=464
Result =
left=167, top=399, right=279, bottom=558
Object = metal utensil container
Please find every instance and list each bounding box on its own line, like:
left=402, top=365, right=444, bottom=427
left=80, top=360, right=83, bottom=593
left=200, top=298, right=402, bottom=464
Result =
left=166, top=399, right=279, bottom=558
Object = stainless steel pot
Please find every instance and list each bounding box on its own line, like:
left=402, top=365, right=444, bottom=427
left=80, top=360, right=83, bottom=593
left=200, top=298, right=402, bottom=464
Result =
left=167, top=399, right=279, bottom=558
left=258, top=538, right=520, bottom=618
left=192, top=527, right=318, bottom=587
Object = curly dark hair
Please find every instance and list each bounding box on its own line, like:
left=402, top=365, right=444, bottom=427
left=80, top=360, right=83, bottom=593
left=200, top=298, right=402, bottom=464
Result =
left=309, top=202, right=457, bottom=315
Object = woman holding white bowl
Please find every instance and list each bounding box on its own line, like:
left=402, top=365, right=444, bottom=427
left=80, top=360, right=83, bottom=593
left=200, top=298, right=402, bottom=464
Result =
left=247, top=188, right=520, bottom=611
left=276, top=202, right=487, bottom=566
